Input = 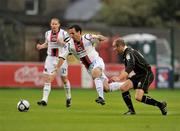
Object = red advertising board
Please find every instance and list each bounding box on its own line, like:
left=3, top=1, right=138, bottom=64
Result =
left=0, top=62, right=156, bottom=89
left=0, top=62, right=81, bottom=88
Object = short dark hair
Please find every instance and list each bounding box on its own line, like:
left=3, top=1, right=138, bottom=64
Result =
left=68, top=24, right=82, bottom=33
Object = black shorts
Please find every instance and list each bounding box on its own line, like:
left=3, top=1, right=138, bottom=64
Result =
left=129, top=70, right=154, bottom=93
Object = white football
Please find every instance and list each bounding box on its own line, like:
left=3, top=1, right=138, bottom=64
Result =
left=17, top=100, right=30, bottom=112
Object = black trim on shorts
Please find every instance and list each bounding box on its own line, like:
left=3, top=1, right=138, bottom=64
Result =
left=58, top=56, right=65, bottom=60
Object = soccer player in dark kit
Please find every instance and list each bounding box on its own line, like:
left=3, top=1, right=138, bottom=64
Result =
left=111, top=37, right=167, bottom=115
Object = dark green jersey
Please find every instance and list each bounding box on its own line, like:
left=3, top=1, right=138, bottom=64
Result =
left=123, top=47, right=151, bottom=74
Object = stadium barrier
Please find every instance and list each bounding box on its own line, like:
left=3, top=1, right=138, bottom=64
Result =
left=0, top=62, right=156, bottom=88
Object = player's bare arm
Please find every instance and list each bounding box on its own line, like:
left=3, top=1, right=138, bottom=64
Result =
left=118, top=71, right=128, bottom=81
left=36, top=42, right=48, bottom=50
left=92, top=34, right=107, bottom=41
left=55, top=57, right=65, bottom=72
left=111, top=70, right=128, bottom=82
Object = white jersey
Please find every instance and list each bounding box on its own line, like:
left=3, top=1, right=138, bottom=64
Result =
left=60, top=34, right=100, bottom=69
left=43, top=28, right=70, bottom=76
left=45, top=29, right=70, bottom=56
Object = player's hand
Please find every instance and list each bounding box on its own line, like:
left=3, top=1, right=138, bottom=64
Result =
left=110, top=76, right=120, bottom=82
left=36, top=44, right=42, bottom=50
left=57, top=39, right=65, bottom=45
left=118, top=71, right=128, bottom=81
left=49, top=68, right=58, bottom=81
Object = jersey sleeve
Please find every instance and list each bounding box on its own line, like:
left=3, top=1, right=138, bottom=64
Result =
left=125, top=52, right=135, bottom=74
left=44, top=31, right=48, bottom=43
left=59, top=39, right=73, bottom=59
left=63, top=31, right=71, bottom=43
left=84, top=34, right=97, bottom=44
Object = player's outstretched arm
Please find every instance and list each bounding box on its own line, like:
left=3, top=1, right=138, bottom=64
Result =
left=110, top=70, right=128, bottom=82
left=36, top=42, right=48, bottom=50
left=118, top=71, right=129, bottom=81
left=92, top=34, right=107, bottom=41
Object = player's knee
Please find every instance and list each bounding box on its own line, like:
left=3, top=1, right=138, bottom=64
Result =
left=103, top=89, right=108, bottom=93
left=120, top=84, right=130, bottom=92
left=120, top=80, right=132, bottom=92
left=120, top=87, right=127, bottom=92
left=135, top=95, right=142, bottom=102
left=103, top=87, right=110, bottom=93
left=91, top=68, right=102, bottom=79
left=135, top=89, right=144, bottom=102
left=44, top=75, right=51, bottom=83
left=61, top=76, right=68, bottom=84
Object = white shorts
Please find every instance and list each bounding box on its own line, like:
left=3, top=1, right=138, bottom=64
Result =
left=43, top=55, right=68, bottom=76
left=88, top=57, right=105, bottom=74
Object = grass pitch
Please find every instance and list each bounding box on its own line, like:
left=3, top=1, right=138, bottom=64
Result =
left=0, top=88, right=180, bottom=131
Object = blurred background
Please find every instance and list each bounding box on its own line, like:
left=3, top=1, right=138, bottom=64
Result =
left=0, top=0, right=180, bottom=89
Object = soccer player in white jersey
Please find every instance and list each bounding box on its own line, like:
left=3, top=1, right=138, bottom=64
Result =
left=36, top=18, right=72, bottom=107
left=50, top=25, right=124, bottom=105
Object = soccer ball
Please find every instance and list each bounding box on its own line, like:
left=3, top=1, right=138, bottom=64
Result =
left=17, top=100, right=30, bottom=112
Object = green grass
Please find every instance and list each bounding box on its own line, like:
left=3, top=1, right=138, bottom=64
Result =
left=0, top=88, right=180, bottom=131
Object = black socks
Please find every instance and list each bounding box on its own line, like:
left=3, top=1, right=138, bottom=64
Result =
left=122, top=91, right=135, bottom=112
left=141, top=95, right=162, bottom=107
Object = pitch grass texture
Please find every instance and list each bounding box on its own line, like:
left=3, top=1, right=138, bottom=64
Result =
left=0, top=88, right=180, bottom=131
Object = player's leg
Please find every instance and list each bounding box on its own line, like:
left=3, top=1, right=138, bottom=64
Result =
left=37, top=74, right=51, bottom=106
left=135, top=71, right=167, bottom=115
left=61, top=75, right=71, bottom=107
left=120, top=79, right=136, bottom=115
left=92, top=67, right=105, bottom=105
left=91, top=57, right=107, bottom=105
left=135, top=89, right=167, bottom=115
left=60, top=60, right=71, bottom=107
left=108, top=81, right=125, bottom=92
left=37, top=56, right=54, bottom=106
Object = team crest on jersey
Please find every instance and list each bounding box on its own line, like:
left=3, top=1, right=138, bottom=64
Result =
left=126, top=54, right=130, bottom=60
left=51, top=37, right=57, bottom=42
left=50, top=32, right=58, bottom=42
left=138, top=82, right=142, bottom=88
